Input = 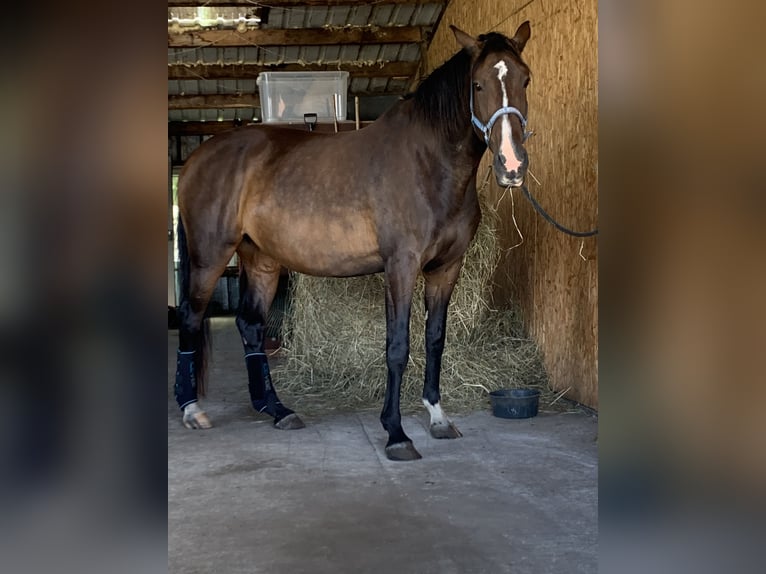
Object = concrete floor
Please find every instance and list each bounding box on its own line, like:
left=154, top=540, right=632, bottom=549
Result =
left=169, top=318, right=598, bottom=574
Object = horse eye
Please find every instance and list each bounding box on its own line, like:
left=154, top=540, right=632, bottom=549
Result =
left=523, top=78, right=530, bottom=88
left=473, top=82, right=483, bottom=92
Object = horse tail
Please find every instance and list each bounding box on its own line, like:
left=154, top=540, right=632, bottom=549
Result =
left=176, top=216, right=210, bottom=397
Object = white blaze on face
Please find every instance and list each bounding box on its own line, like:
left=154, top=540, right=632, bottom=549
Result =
left=493, top=60, right=523, bottom=174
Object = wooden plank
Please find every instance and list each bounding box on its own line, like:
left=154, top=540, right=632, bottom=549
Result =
left=169, top=120, right=374, bottom=136
left=168, top=61, right=418, bottom=80
left=169, top=93, right=261, bottom=109
left=168, top=26, right=424, bottom=47
left=169, top=1, right=433, bottom=6
left=170, top=85, right=406, bottom=108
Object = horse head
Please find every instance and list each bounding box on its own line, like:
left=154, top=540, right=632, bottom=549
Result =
left=452, top=22, right=532, bottom=188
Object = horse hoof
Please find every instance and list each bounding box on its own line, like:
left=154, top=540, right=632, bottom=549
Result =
left=385, top=441, right=422, bottom=461
left=183, top=410, right=212, bottom=430
left=274, top=413, right=305, bottom=430
left=430, top=421, right=462, bottom=439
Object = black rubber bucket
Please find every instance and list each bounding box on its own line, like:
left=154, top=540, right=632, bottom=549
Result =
left=489, top=388, right=540, bottom=419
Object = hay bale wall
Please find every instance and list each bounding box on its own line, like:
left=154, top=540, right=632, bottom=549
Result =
left=426, top=0, right=599, bottom=408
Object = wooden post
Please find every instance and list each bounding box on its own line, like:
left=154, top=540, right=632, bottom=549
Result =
left=332, top=94, right=339, bottom=132
left=355, top=96, right=360, bottom=130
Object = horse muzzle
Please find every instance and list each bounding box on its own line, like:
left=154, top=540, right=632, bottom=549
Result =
left=493, top=150, right=528, bottom=188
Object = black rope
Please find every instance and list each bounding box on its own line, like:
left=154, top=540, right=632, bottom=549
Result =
left=520, top=183, right=598, bottom=237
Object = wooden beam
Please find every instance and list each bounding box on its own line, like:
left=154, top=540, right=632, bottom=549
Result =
left=168, top=1, right=432, bottom=6
left=169, top=120, right=375, bottom=136
left=169, top=93, right=261, bottom=109
left=170, top=86, right=404, bottom=109
left=168, top=26, right=424, bottom=47
left=168, top=121, right=239, bottom=135
left=168, top=61, right=418, bottom=80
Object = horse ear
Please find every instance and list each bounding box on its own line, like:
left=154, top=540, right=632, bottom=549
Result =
left=450, top=25, right=479, bottom=54
left=511, top=21, right=531, bottom=52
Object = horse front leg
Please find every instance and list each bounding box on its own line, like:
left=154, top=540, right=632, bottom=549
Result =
left=381, top=255, right=420, bottom=461
left=422, top=260, right=463, bottom=439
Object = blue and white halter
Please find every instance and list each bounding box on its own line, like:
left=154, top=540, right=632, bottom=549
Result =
left=469, top=82, right=532, bottom=147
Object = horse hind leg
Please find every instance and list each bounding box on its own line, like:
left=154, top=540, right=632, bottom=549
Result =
left=176, top=263, right=228, bottom=430
left=236, top=243, right=304, bottom=430
left=175, top=218, right=238, bottom=430
left=422, top=260, right=464, bottom=440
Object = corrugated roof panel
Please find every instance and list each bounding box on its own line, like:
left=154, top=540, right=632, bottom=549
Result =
left=339, top=45, right=361, bottom=63
left=168, top=80, right=181, bottom=95
left=182, top=109, right=200, bottom=121
left=320, top=45, right=341, bottom=63
left=399, top=43, right=421, bottom=62
left=220, top=79, right=237, bottom=93
left=368, top=77, right=390, bottom=93
left=379, top=44, right=402, bottom=62
left=175, top=48, right=197, bottom=65
left=180, top=79, right=199, bottom=94
left=370, top=4, right=395, bottom=26
left=242, top=46, right=259, bottom=64
left=284, top=6, right=306, bottom=28
left=202, top=109, right=218, bottom=121
left=359, top=44, right=382, bottom=63
left=347, top=4, right=372, bottom=27
left=200, top=47, right=217, bottom=64
left=264, top=8, right=284, bottom=28
left=300, top=45, right=322, bottom=63
left=262, top=47, right=281, bottom=64
left=412, top=3, right=443, bottom=26
left=350, top=77, right=370, bottom=94
left=387, top=78, right=411, bottom=93
left=169, top=110, right=184, bottom=122
left=392, top=4, right=417, bottom=26
left=222, top=47, right=239, bottom=63
left=237, top=79, right=256, bottom=94
left=282, top=45, right=301, bottom=62
left=326, top=6, right=350, bottom=26
left=305, top=6, right=328, bottom=28
left=199, top=79, right=218, bottom=95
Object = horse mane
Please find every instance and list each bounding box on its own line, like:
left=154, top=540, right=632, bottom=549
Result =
left=405, top=31, right=520, bottom=141
left=406, top=48, right=472, bottom=141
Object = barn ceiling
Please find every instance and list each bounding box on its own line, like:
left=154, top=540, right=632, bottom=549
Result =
left=168, top=1, right=449, bottom=135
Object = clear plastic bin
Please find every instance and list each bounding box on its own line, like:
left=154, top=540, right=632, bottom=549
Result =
left=256, top=71, right=349, bottom=123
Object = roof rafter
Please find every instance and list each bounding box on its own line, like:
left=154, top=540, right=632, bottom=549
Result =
left=168, top=61, right=418, bottom=79
left=168, top=26, right=424, bottom=47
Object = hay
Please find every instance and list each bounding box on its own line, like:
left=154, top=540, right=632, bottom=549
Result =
left=273, top=181, right=555, bottom=415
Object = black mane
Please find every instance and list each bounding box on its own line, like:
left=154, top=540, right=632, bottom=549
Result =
left=407, top=48, right=472, bottom=140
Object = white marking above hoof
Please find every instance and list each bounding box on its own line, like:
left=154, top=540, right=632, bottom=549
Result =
left=423, top=399, right=462, bottom=439
left=182, top=403, right=212, bottom=429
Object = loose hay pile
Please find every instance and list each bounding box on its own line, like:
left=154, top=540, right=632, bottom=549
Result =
left=274, top=187, right=551, bottom=415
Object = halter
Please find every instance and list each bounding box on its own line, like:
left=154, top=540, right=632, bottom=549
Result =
left=470, top=83, right=532, bottom=148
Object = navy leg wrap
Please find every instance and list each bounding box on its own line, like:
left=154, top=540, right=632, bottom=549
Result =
left=245, top=352, right=295, bottom=423
left=245, top=352, right=276, bottom=412
left=174, top=350, right=197, bottom=410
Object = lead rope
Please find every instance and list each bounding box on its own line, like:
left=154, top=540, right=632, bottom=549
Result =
left=518, top=179, right=598, bottom=238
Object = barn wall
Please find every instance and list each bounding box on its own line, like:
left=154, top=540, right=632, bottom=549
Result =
left=427, top=0, right=598, bottom=408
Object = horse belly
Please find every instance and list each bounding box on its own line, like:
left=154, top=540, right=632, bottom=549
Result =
left=253, top=215, right=384, bottom=277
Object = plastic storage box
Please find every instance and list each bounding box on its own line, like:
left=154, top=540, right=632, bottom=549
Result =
left=256, top=71, right=349, bottom=124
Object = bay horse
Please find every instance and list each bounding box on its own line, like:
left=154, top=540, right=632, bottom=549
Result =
left=174, top=23, right=533, bottom=461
